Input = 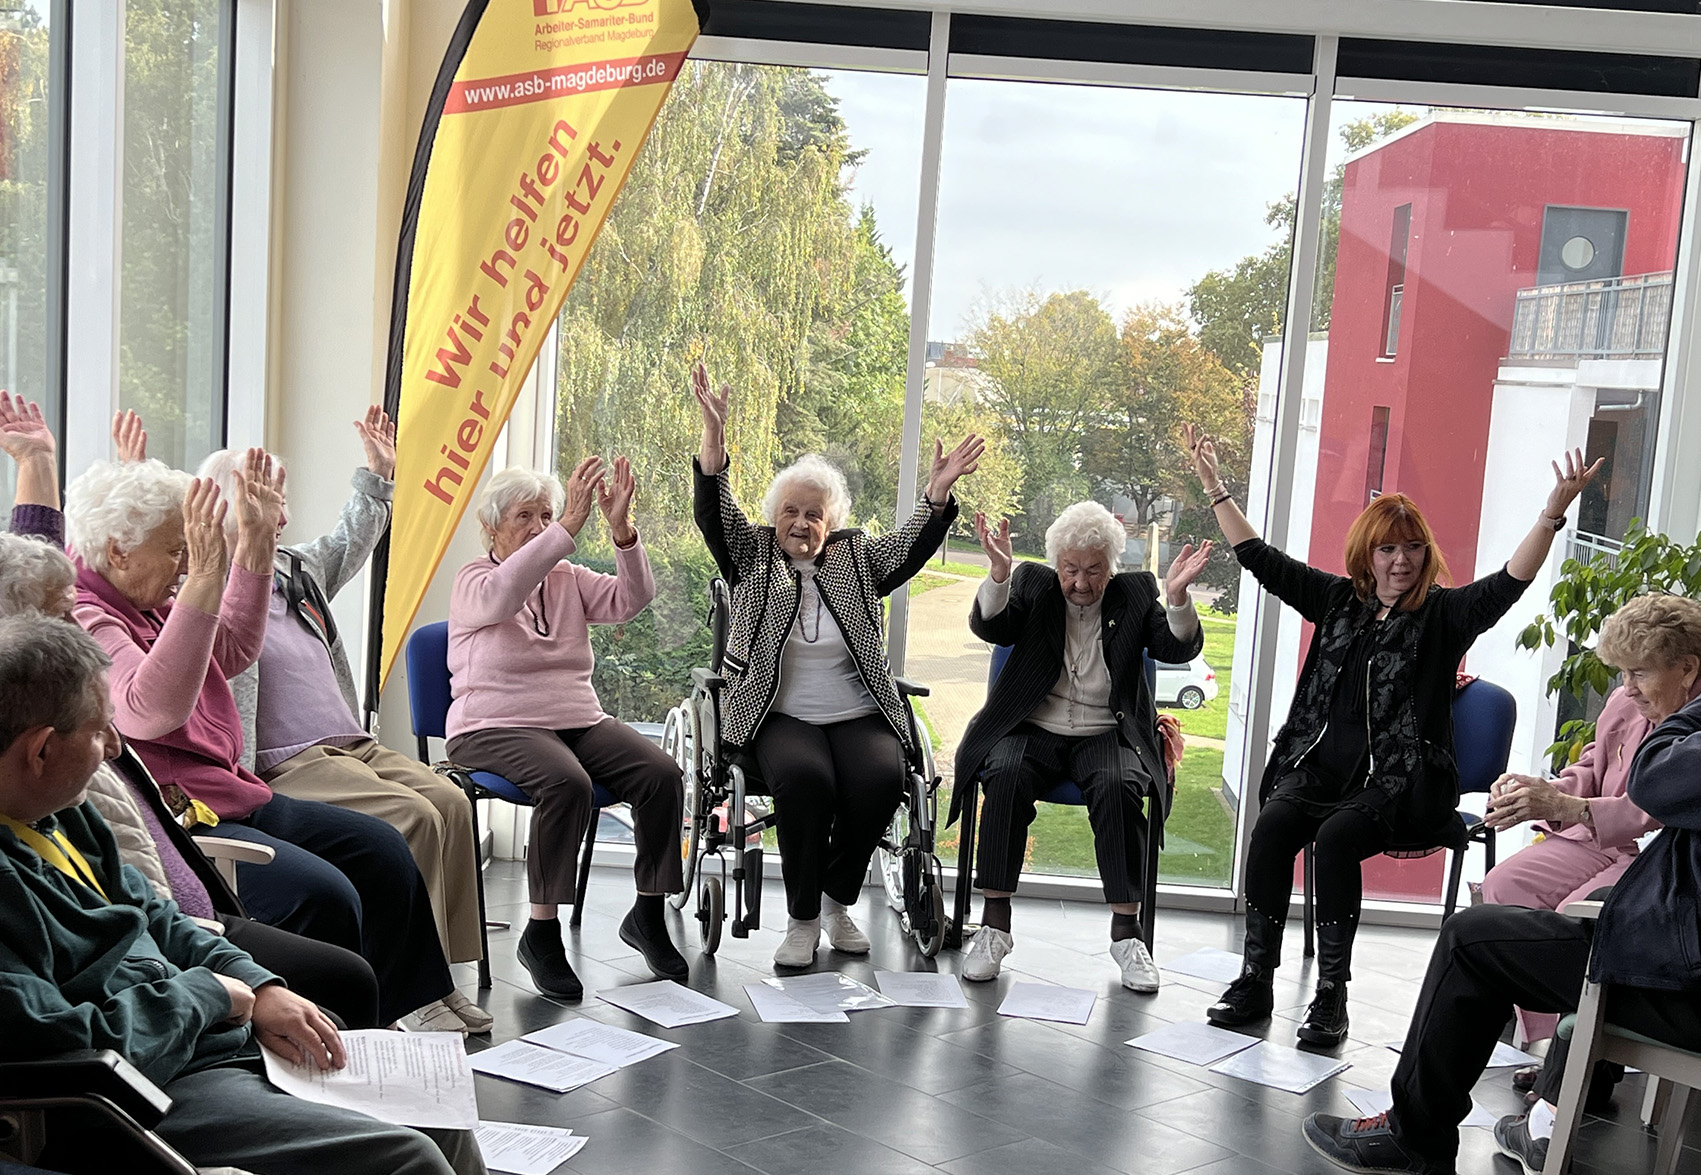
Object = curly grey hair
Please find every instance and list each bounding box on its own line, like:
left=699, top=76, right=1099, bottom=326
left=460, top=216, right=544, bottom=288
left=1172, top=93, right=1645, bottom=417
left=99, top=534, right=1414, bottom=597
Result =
left=0, top=612, right=112, bottom=752
left=64, top=459, right=193, bottom=574
left=476, top=467, right=566, bottom=552
left=1045, top=502, right=1125, bottom=572
left=1597, top=594, right=1701, bottom=671
left=763, top=454, right=852, bottom=531
left=0, top=533, right=77, bottom=619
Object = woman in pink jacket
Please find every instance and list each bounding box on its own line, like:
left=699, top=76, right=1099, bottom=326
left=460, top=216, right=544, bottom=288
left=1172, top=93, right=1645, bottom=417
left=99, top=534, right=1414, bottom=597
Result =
left=446, top=458, right=685, bottom=1000
left=1482, top=592, right=1701, bottom=1044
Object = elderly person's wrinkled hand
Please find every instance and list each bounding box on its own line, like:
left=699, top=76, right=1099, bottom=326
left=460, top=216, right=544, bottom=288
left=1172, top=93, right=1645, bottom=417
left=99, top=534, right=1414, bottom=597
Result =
left=229, top=449, right=286, bottom=577
left=179, top=478, right=231, bottom=615
left=354, top=405, right=396, bottom=480
left=0, top=392, right=54, bottom=464
left=562, top=455, right=605, bottom=538
left=1485, top=771, right=1583, bottom=831
left=597, top=456, right=637, bottom=546
left=112, top=410, right=148, bottom=463
left=1164, top=540, right=1215, bottom=606
left=975, top=511, right=1014, bottom=583
left=925, top=435, right=983, bottom=508
left=251, top=984, right=347, bottom=1072
left=692, top=362, right=731, bottom=474
left=1181, top=423, right=1223, bottom=496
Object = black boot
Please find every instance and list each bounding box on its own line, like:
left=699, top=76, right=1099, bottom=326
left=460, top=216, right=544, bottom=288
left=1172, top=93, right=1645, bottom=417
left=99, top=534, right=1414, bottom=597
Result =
left=1207, top=907, right=1282, bottom=1027
left=517, top=918, right=583, bottom=1000
left=620, top=895, right=689, bottom=980
left=1297, top=919, right=1353, bottom=1047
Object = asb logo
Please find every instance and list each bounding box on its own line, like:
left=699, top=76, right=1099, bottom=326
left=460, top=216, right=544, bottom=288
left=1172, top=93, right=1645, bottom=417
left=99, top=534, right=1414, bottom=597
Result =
left=534, top=0, right=646, bottom=14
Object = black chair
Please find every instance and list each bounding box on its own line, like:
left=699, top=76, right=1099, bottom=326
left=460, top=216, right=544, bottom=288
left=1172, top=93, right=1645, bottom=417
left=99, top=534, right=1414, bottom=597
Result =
left=0, top=1051, right=193, bottom=1174
left=950, top=643, right=1166, bottom=951
left=405, top=620, right=616, bottom=990
left=1301, top=676, right=1516, bottom=956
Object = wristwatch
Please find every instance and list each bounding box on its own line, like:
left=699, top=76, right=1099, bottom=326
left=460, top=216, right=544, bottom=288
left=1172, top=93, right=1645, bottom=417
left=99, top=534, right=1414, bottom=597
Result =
left=1538, top=510, right=1566, bottom=531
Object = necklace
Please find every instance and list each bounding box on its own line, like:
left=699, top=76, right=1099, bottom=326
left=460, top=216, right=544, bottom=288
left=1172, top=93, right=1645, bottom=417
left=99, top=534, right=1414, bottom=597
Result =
left=799, top=577, right=824, bottom=643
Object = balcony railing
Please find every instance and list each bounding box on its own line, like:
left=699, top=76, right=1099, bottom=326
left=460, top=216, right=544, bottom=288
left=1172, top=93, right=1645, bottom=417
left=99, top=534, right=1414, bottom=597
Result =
left=1508, top=271, right=1673, bottom=361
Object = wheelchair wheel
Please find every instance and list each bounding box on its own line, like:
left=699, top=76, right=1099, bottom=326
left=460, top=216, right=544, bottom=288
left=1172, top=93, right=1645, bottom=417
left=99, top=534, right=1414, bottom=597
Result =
left=877, top=804, right=908, bottom=912
left=672, top=705, right=708, bottom=911
left=699, top=875, right=724, bottom=955
left=916, top=874, right=947, bottom=959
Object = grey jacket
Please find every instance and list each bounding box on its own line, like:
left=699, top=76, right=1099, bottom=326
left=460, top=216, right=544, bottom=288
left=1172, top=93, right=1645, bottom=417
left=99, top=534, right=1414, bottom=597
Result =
left=231, top=467, right=393, bottom=771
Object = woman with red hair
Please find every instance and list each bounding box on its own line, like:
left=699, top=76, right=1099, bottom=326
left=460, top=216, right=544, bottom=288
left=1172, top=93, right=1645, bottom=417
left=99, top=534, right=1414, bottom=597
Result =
left=1182, top=423, right=1599, bottom=1049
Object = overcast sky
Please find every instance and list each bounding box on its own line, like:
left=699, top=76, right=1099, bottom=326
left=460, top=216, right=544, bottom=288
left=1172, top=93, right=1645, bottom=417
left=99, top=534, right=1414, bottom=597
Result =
left=828, top=70, right=1309, bottom=341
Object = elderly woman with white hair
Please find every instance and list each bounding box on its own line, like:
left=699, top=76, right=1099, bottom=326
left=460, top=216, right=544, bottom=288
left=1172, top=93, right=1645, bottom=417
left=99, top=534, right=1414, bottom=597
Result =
left=445, top=455, right=687, bottom=999
left=953, top=502, right=1211, bottom=990
left=64, top=454, right=464, bottom=1033
left=691, top=363, right=983, bottom=968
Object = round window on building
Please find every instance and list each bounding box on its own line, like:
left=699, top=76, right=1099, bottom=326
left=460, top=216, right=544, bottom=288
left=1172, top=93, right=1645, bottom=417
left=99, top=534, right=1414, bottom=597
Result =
left=1560, top=235, right=1596, bottom=271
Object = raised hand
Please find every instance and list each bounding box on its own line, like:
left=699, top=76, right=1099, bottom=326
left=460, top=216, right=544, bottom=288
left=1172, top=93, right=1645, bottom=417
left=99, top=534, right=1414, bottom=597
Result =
left=181, top=478, right=230, bottom=582
left=0, top=391, right=54, bottom=463
left=1164, top=540, right=1215, bottom=605
left=597, top=455, right=637, bottom=546
left=562, top=454, right=605, bottom=538
left=232, top=448, right=287, bottom=539
left=112, top=409, right=148, bottom=463
left=925, top=434, right=985, bottom=505
left=975, top=511, right=1013, bottom=583
left=1181, top=423, right=1222, bottom=494
left=354, top=405, right=396, bottom=479
left=692, top=361, right=729, bottom=433
left=1545, top=448, right=1605, bottom=521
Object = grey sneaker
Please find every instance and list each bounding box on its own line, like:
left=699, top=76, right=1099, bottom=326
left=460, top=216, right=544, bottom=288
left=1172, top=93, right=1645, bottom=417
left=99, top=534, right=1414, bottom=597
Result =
left=773, top=917, right=820, bottom=968
left=962, top=926, right=1014, bottom=982
left=821, top=898, right=870, bottom=953
left=1492, top=1112, right=1549, bottom=1175
left=1110, top=936, right=1161, bottom=993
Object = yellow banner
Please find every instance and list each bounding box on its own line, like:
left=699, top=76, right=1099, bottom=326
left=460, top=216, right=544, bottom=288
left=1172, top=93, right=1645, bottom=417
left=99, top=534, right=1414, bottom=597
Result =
left=377, top=0, right=702, bottom=687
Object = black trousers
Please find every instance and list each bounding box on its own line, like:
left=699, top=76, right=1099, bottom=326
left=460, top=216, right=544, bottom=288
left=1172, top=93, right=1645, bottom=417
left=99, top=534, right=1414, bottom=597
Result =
left=750, top=711, right=906, bottom=921
left=222, top=915, right=380, bottom=1029
left=975, top=725, right=1151, bottom=904
left=1243, top=794, right=1389, bottom=925
left=1388, top=903, right=1701, bottom=1168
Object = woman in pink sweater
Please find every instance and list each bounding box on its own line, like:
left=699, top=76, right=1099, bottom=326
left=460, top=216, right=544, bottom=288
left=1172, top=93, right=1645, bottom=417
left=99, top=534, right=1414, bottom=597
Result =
left=66, top=453, right=462, bottom=1031
left=446, top=458, right=685, bottom=999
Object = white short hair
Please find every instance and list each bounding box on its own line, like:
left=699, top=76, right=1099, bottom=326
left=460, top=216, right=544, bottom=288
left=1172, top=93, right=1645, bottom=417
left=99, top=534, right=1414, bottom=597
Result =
left=763, top=454, right=852, bottom=531
left=1045, top=501, right=1124, bottom=572
left=65, top=459, right=193, bottom=574
left=0, top=533, right=77, bottom=618
left=476, top=467, right=565, bottom=551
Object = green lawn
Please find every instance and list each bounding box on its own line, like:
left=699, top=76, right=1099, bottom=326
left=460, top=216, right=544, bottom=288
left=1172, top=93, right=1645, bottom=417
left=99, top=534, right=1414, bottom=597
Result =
left=909, top=572, right=955, bottom=597
left=1158, top=607, right=1238, bottom=742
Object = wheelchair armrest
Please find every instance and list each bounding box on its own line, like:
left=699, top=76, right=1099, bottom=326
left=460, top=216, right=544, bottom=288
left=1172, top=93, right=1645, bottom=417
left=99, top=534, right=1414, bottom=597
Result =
left=1562, top=900, right=1604, bottom=921
left=0, top=1050, right=172, bottom=1129
left=894, top=676, right=930, bottom=698
left=692, top=667, right=726, bottom=692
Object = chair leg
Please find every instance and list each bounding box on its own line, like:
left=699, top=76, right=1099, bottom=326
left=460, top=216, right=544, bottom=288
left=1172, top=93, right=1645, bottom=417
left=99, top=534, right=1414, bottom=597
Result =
left=1484, top=827, right=1496, bottom=872
left=1142, top=794, right=1162, bottom=952
left=952, top=781, right=979, bottom=949
left=1443, top=841, right=1467, bottom=922
left=569, top=808, right=599, bottom=930
left=1653, top=1084, right=1693, bottom=1175
left=1546, top=981, right=1609, bottom=1175
left=1643, top=1075, right=1670, bottom=1129
left=1303, top=842, right=1316, bottom=959
left=465, top=783, right=492, bottom=991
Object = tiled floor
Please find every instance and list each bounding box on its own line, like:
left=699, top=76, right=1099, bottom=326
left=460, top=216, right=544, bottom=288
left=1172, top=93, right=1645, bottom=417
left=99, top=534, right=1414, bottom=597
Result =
left=456, top=860, right=1695, bottom=1175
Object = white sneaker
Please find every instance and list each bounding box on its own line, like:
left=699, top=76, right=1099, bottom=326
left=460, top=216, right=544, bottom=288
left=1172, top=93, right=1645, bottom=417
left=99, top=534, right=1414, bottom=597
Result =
left=403, top=999, right=469, bottom=1034
left=1110, top=936, right=1161, bottom=993
left=773, top=917, right=821, bottom=968
left=443, top=988, right=494, bottom=1033
left=961, top=926, right=1014, bottom=982
left=821, top=897, right=870, bottom=954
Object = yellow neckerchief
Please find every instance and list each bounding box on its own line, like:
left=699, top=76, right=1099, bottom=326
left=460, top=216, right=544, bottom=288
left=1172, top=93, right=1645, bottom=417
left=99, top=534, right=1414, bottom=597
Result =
left=0, top=814, right=108, bottom=901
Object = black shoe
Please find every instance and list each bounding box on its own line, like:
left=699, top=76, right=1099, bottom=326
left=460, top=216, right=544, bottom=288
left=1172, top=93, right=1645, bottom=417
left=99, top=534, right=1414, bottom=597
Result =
left=1511, top=1064, right=1540, bottom=1093
left=1492, top=1112, right=1549, bottom=1175
left=1302, top=1112, right=1441, bottom=1174
left=1296, top=979, right=1350, bottom=1047
left=1207, top=968, right=1275, bottom=1027
left=517, top=934, right=584, bottom=1000
left=620, top=907, right=689, bottom=980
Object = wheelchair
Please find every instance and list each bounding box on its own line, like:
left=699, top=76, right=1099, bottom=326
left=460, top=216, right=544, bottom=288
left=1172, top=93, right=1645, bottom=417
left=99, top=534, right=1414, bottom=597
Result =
left=661, top=578, right=950, bottom=957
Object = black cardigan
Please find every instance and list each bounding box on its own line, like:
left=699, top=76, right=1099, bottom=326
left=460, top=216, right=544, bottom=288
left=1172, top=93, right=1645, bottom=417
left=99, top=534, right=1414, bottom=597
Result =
left=1236, top=538, right=1530, bottom=847
left=1595, top=696, right=1701, bottom=991
left=951, top=563, right=1203, bottom=826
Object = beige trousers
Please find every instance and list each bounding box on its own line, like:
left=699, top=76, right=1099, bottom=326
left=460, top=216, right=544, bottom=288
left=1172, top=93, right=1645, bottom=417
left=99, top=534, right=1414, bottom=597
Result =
left=264, top=739, right=483, bottom=963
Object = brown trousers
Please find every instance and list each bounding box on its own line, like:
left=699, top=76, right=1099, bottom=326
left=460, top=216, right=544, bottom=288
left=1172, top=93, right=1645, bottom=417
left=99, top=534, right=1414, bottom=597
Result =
left=263, top=739, right=483, bottom=963
left=446, top=719, right=684, bottom=905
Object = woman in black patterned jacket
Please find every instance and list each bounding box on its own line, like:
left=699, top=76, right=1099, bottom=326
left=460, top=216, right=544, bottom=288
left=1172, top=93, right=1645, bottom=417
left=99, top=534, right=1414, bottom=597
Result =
left=1181, top=422, right=1600, bottom=1049
left=691, top=363, right=982, bottom=969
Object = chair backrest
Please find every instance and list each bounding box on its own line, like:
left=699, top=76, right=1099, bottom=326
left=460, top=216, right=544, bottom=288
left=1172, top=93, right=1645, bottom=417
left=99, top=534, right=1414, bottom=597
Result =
left=1452, top=677, right=1517, bottom=795
left=987, top=642, right=1158, bottom=694
left=405, top=621, right=454, bottom=742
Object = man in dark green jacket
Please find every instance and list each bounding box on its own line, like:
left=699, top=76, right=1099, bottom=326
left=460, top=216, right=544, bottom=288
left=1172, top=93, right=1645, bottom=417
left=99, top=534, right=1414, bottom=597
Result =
left=0, top=614, right=483, bottom=1175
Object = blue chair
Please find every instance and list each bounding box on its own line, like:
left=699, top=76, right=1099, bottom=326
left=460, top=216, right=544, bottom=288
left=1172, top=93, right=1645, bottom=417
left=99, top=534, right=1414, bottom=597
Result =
left=405, top=620, right=615, bottom=990
left=1300, top=676, right=1516, bottom=956
left=951, top=643, right=1165, bottom=951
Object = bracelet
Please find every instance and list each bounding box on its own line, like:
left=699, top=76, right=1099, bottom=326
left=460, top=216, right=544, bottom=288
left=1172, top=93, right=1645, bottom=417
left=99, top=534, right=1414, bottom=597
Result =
left=1211, top=490, right=1233, bottom=506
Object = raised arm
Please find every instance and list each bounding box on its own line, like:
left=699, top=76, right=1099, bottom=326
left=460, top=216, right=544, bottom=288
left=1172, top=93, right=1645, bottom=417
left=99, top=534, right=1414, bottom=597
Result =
left=577, top=455, right=656, bottom=622
left=1505, top=448, right=1604, bottom=582
left=867, top=434, right=981, bottom=591
left=1, top=391, right=59, bottom=513
left=291, top=409, right=396, bottom=600
left=1183, top=423, right=1256, bottom=548
left=690, top=364, right=758, bottom=577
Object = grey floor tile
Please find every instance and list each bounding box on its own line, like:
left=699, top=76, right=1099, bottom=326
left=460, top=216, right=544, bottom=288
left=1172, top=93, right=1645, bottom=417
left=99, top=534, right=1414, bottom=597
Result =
left=937, top=1135, right=1124, bottom=1175
left=725, top=1123, right=940, bottom=1175
left=558, top=1107, right=762, bottom=1175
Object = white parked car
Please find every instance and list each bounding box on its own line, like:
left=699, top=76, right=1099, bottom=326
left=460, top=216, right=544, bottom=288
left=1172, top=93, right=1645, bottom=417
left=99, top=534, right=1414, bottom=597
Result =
left=1154, top=657, right=1218, bottom=710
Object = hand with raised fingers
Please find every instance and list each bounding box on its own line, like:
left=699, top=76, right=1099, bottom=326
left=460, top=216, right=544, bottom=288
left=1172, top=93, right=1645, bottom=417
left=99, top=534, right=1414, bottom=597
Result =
left=974, top=511, right=1014, bottom=583
left=692, top=361, right=729, bottom=433
left=562, top=455, right=605, bottom=538
left=1181, top=423, right=1223, bottom=496
left=112, top=410, right=148, bottom=463
left=1164, top=540, right=1215, bottom=606
left=597, top=455, right=637, bottom=546
left=926, top=434, right=985, bottom=505
left=181, top=478, right=230, bottom=585
left=354, top=405, right=396, bottom=479
left=0, top=392, right=54, bottom=464
left=252, top=984, right=347, bottom=1072
left=1544, top=448, right=1605, bottom=522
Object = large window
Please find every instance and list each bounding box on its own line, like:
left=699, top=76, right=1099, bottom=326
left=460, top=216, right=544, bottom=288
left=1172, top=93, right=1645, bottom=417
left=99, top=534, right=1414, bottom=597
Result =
left=1243, top=102, right=1692, bottom=904
left=550, top=60, right=925, bottom=726
left=919, top=77, right=1307, bottom=890
left=0, top=0, right=57, bottom=513
left=118, top=0, right=230, bottom=471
